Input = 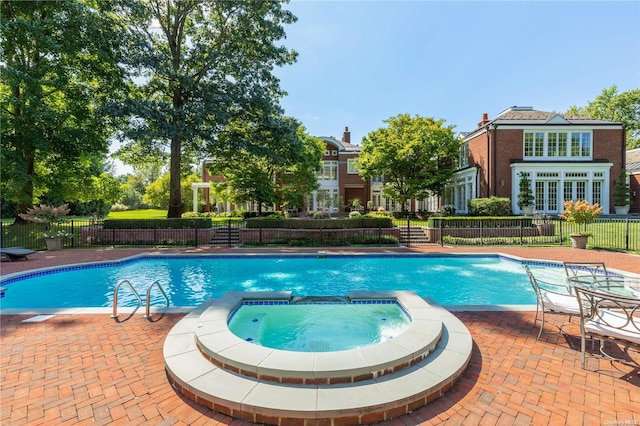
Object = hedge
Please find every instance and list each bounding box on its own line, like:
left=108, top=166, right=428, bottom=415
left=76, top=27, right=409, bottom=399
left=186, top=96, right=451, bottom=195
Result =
left=103, top=218, right=212, bottom=229
left=245, top=217, right=394, bottom=229
left=426, top=216, right=534, bottom=228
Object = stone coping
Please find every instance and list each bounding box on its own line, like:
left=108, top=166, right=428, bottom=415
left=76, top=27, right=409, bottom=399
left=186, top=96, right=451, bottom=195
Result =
left=193, top=291, right=442, bottom=383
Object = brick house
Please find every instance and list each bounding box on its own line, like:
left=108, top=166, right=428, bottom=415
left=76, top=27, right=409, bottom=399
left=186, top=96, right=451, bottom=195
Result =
left=446, top=106, right=627, bottom=215
left=309, top=127, right=370, bottom=212
left=198, top=127, right=372, bottom=213
left=627, top=147, right=640, bottom=214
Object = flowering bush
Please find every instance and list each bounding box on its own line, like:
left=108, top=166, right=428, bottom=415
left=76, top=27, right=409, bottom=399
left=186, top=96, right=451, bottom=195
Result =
left=19, top=204, right=72, bottom=240
left=19, top=204, right=71, bottom=225
left=559, top=200, right=601, bottom=235
left=43, top=230, right=72, bottom=239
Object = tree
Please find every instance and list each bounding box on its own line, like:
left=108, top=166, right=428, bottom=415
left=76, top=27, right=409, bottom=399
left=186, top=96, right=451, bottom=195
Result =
left=277, top=128, right=324, bottom=211
left=143, top=172, right=201, bottom=210
left=567, top=86, right=640, bottom=149
left=0, top=0, right=130, bottom=217
left=356, top=114, right=460, bottom=211
left=209, top=119, right=323, bottom=214
left=113, top=0, right=298, bottom=217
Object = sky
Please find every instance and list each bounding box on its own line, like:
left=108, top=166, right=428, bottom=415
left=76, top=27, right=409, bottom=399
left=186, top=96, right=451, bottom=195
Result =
left=274, top=0, right=640, bottom=143
left=111, top=1, right=640, bottom=175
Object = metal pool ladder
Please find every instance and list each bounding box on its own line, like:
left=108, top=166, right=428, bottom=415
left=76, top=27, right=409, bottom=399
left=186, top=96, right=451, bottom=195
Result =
left=111, top=279, right=142, bottom=319
left=111, top=279, right=169, bottom=320
left=144, top=280, right=169, bottom=319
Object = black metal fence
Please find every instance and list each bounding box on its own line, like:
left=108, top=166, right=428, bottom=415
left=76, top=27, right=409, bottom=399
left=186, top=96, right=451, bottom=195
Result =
left=1, top=217, right=639, bottom=252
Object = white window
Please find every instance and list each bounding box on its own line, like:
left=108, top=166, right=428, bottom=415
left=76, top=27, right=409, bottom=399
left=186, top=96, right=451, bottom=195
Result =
left=523, top=131, right=591, bottom=159
left=316, top=161, right=338, bottom=180
left=458, top=142, right=469, bottom=168
left=347, top=159, right=359, bottom=174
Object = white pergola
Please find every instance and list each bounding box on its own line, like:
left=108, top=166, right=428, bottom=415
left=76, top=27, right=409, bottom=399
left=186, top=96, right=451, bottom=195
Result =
left=191, top=182, right=211, bottom=213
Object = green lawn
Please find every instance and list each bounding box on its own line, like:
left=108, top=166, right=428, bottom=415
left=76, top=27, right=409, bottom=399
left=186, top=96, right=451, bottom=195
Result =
left=106, top=209, right=169, bottom=219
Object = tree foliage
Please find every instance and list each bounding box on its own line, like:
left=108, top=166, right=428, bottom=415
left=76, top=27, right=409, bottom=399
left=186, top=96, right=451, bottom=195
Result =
left=0, top=0, right=130, bottom=216
left=208, top=119, right=323, bottom=213
left=357, top=114, right=459, bottom=211
left=567, top=86, right=640, bottom=149
left=113, top=0, right=298, bottom=217
left=143, top=172, right=201, bottom=210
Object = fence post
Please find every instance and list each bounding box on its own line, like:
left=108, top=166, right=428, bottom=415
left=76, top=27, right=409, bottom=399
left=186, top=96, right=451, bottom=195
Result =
left=625, top=218, right=630, bottom=251
left=559, top=220, right=563, bottom=246
left=378, top=225, right=381, bottom=246
left=406, top=217, right=411, bottom=247
left=480, top=220, right=483, bottom=246
left=520, top=219, right=523, bottom=245
left=70, top=219, right=75, bottom=248
left=228, top=219, right=233, bottom=247
left=439, top=218, right=444, bottom=247
left=194, top=220, right=199, bottom=248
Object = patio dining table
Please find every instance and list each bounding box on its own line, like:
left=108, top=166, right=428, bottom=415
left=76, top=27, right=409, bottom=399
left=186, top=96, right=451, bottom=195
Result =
left=568, top=275, right=640, bottom=299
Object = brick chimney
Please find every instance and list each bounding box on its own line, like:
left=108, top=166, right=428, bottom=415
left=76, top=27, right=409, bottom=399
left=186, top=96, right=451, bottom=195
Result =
left=477, top=113, right=490, bottom=128
left=342, top=126, right=350, bottom=144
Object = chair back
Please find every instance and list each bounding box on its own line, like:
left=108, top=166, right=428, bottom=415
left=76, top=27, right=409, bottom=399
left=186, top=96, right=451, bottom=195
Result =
left=563, top=262, right=608, bottom=279
left=574, top=286, right=640, bottom=332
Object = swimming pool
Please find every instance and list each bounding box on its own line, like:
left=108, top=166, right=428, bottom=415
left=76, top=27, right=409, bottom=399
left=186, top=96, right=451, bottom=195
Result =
left=0, top=254, right=564, bottom=309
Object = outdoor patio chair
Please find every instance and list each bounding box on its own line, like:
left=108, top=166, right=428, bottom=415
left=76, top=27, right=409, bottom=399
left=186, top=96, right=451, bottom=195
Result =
left=0, top=247, right=36, bottom=262
left=563, top=262, right=625, bottom=292
left=525, top=265, right=582, bottom=340
left=574, top=285, right=640, bottom=369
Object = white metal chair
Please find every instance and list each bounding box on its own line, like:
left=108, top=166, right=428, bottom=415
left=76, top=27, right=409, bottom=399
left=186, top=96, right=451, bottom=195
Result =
left=563, top=262, right=625, bottom=292
left=525, top=265, right=582, bottom=340
left=574, top=286, right=640, bottom=369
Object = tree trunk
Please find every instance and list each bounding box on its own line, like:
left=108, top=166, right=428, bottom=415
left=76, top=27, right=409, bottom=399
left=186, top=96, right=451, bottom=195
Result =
left=167, top=135, right=183, bottom=218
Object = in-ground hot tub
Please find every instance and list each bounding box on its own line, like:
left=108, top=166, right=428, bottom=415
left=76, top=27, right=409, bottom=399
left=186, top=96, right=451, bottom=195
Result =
left=164, top=291, right=473, bottom=425
left=227, top=296, right=411, bottom=352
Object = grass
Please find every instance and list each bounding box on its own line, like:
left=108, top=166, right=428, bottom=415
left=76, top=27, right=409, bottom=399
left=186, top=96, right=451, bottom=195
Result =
left=106, top=209, right=169, bottom=219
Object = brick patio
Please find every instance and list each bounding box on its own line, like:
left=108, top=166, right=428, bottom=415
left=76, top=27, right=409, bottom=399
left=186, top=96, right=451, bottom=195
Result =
left=1, top=246, right=639, bottom=425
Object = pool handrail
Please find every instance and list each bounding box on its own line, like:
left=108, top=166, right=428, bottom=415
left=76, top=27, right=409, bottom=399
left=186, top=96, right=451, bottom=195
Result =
left=145, top=280, right=169, bottom=319
left=111, top=279, right=142, bottom=318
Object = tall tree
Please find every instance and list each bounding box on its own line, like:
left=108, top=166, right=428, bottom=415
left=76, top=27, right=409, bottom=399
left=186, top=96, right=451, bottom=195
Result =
left=0, top=0, right=130, bottom=217
left=113, top=0, right=297, bottom=217
left=209, top=118, right=322, bottom=214
left=357, top=114, right=459, bottom=211
left=567, top=86, right=640, bottom=149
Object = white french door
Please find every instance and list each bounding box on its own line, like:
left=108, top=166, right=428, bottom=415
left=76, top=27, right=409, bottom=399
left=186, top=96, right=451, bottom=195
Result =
left=535, top=181, right=560, bottom=213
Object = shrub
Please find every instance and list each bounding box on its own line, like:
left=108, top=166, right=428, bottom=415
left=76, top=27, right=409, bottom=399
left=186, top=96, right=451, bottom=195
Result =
left=559, top=200, right=601, bottom=227
left=19, top=204, right=71, bottom=225
left=612, top=170, right=630, bottom=206
left=427, top=216, right=533, bottom=228
left=103, top=218, right=212, bottom=229
left=245, top=217, right=394, bottom=229
left=111, top=203, right=129, bottom=212
left=468, top=197, right=511, bottom=216
left=312, top=211, right=332, bottom=219
left=349, top=211, right=362, bottom=218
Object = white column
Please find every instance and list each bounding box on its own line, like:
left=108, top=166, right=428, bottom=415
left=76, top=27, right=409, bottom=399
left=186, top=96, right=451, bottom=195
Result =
left=192, top=187, right=198, bottom=213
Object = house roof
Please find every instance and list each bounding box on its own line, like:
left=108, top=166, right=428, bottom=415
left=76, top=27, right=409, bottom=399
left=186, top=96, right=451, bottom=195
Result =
left=493, top=107, right=621, bottom=126
left=318, top=136, right=361, bottom=152
left=463, top=106, right=624, bottom=141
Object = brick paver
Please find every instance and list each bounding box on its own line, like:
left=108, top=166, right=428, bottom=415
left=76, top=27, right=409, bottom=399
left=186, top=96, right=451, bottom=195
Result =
left=1, top=246, right=639, bottom=425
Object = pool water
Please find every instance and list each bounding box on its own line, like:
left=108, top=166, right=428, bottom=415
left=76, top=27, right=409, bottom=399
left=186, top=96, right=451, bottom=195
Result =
left=228, top=301, right=410, bottom=352
left=0, top=254, right=561, bottom=309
